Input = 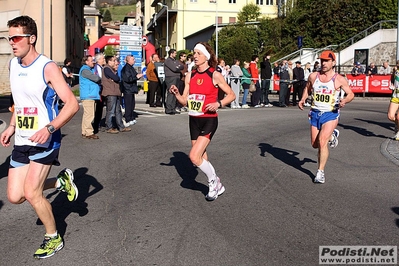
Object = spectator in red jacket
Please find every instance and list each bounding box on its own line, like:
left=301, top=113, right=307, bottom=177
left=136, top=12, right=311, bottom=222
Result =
left=249, top=55, right=261, bottom=107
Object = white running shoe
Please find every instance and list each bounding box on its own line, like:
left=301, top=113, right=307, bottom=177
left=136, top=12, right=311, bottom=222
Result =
left=394, top=131, right=399, bottom=141
left=205, top=177, right=225, bottom=201
left=314, top=170, right=325, bottom=184
left=129, top=120, right=137, bottom=126
left=242, top=104, right=250, bottom=109
left=304, top=102, right=311, bottom=107
left=122, top=118, right=130, bottom=128
left=329, top=129, right=340, bottom=148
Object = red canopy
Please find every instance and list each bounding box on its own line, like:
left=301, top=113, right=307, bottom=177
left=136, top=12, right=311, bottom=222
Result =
left=88, top=35, right=120, bottom=56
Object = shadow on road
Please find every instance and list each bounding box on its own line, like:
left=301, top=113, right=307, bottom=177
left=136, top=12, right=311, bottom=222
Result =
left=161, top=151, right=208, bottom=196
left=37, top=167, right=103, bottom=237
left=0, top=200, right=3, bottom=211
left=339, top=120, right=388, bottom=139
left=0, top=156, right=10, bottom=180
left=0, top=95, right=12, bottom=113
left=391, top=207, right=399, bottom=228
left=354, top=118, right=393, bottom=132
left=258, top=143, right=316, bottom=180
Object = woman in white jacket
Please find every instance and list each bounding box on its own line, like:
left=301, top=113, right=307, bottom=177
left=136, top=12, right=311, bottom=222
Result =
left=230, top=59, right=243, bottom=108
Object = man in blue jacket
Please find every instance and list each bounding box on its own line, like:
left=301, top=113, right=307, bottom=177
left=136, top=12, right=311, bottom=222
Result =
left=79, top=55, right=101, bottom=139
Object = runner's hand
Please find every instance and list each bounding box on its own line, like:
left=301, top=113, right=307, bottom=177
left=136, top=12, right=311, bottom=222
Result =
left=170, top=85, right=179, bottom=95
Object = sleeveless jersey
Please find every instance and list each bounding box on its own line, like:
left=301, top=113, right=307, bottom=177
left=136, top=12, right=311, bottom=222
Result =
left=391, top=69, right=399, bottom=99
left=9, top=55, right=61, bottom=148
left=188, top=67, right=218, bottom=117
left=311, top=73, right=341, bottom=112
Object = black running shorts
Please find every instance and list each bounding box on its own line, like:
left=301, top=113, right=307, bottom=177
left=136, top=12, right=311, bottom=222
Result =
left=189, top=116, right=218, bottom=140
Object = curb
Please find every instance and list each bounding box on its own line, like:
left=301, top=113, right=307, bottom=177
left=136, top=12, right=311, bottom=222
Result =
left=381, top=138, right=399, bottom=166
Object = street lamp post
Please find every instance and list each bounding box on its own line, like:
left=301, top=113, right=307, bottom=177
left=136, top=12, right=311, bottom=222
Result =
left=157, top=2, right=169, bottom=55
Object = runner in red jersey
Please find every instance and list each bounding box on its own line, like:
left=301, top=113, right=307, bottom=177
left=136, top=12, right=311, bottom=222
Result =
left=170, top=42, right=235, bottom=201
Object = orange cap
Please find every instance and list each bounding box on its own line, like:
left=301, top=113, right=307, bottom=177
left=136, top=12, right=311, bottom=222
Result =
left=318, top=50, right=336, bottom=61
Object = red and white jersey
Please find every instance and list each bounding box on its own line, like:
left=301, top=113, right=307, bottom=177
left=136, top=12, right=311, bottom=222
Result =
left=188, top=67, right=218, bottom=118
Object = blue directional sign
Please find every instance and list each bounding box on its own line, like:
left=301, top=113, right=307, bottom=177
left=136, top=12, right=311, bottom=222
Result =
left=119, top=50, right=142, bottom=67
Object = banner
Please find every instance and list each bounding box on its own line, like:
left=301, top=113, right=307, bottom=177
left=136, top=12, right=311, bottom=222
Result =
left=346, top=74, right=366, bottom=93
left=368, top=75, right=392, bottom=94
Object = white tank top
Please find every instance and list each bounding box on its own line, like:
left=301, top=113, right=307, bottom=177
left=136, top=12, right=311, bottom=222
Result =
left=9, top=55, right=59, bottom=148
left=311, top=73, right=341, bottom=112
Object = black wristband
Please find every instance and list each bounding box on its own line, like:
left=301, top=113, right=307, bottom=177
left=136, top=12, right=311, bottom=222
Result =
left=218, top=100, right=222, bottom=108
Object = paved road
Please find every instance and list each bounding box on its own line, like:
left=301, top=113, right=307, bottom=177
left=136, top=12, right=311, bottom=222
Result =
left=0, top=94, right=398, bottom=265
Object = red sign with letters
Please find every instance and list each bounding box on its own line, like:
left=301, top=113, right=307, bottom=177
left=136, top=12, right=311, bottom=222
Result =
left=346, top=74, right=366, bottom=93
left=368, top=75, right=391, bottom=94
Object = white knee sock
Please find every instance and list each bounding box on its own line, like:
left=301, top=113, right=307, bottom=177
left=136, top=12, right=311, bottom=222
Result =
left=198, top=159, right=217, bottom=183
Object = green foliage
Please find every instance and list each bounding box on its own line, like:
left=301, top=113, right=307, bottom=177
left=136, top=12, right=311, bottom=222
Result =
left=103, top=9, right=112, bottom=22
left=237, top=3, right=261, bottom=23
left=213, top=1, right=399, bottom=62
left=102, top=5, right=136, bottom=22
left=210, top=24, right=258, bottom=65
left=104, top=45, right=116, bottom=56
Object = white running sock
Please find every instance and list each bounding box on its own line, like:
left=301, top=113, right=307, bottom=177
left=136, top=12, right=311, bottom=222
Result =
left=198, top=159, right=217, bottom=183
left=45, top=231, right=58, bottom=238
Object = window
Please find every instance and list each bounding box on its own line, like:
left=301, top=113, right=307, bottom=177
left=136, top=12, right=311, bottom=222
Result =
left=190, top=0, right=197, bottom=2
left=216, top=16, right=222, bottom=24
left=256, top=0, right=263, bottom=5
left=265, top=0, right=273, bottom=5
left=229, top=17, right=236, bottom=23
left=229, top=0, right=236, bottom=3
left=85, top=17, right=95, bottom=27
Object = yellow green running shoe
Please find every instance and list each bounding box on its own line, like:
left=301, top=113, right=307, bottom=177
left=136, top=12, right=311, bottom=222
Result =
left=33, top=234, right=64, bottom=259
left=57, top=168, right=78, bottom=201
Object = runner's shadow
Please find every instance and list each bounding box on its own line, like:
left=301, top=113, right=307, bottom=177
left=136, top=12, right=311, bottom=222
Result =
left=0, top=156, right=10, bottom=180
left=161, top=151, right=208, bottom=196
left=354, top=118, right=393, bottom=132
left=391, top=207, right=399, bottom=228
left=0, top=200, right=3, bottom=211
left=338, top=122, right=387, bottom=139
left=37, top=167, right=103, bottom=237
left=259, top=143, right=316, bottom=180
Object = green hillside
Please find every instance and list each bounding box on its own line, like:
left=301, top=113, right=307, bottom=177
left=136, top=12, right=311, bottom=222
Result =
left=101, top=4, right=136, bottom=22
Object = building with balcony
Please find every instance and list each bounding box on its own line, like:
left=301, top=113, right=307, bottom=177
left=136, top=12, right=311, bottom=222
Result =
left=147, top=0, right=279, bottom=57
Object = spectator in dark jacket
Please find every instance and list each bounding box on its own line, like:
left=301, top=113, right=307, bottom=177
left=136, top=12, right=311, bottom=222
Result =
left=366, top=62, right=378, bottom=76
left=260, top=54, right=273, bottom=107
left=121, top=55, right=143, bottom=126
left=164, top=49, right=184, bottom=114
left=279, top=60, right=290, bottom=107
left=292, top=61, right=305, bottom=106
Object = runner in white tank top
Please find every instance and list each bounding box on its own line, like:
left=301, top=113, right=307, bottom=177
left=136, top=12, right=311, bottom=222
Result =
left=298, top=50, right=354, bottom=184
left=0, top=15, right=79, bottom=259
left=311, top=72, right=341, bottom=113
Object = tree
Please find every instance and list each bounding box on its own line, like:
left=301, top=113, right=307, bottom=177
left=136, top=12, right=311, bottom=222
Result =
left=103, top=9, right=112, bottom=22
left=213, top=0, right=399, bottom=63
left=104, top=45, right=116, bottom=56
left=237, top=3, right=261, bottom=23
left=210, top=24, right=258, bottom=64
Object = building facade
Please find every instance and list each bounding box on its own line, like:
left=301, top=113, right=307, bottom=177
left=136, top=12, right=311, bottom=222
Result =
left=0, top=0, right=90, bottom=93
left=147, top=0, right=278, bottom=56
